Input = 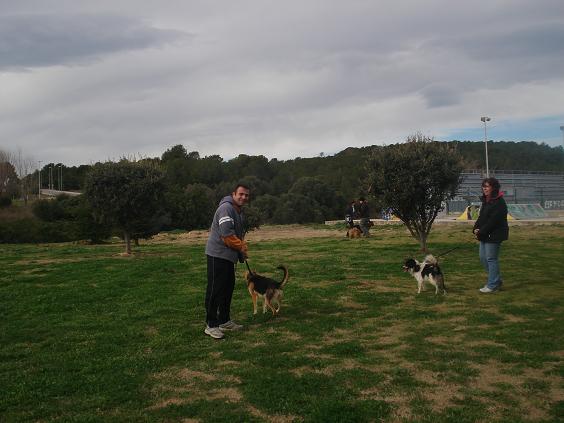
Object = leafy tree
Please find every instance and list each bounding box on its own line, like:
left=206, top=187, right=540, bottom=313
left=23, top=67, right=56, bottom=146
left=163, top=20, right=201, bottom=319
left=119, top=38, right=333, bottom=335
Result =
left=252, top=194, right=280, bottom=223
left=161, top=144, right=188, bottom=162
left=237, top=175, right=272, bottom=198
left=0, top=154, right=19, bottom=198
left=367, top=133, right=463, bottom=251
left=212, top=181, right=238, bottom=204
left=163, top=157, right=193, bottom=188
left=84, top=161, right=165, bottom=254
left=272, top=193, right=324, bottom=224
left=289, top=176, right=344, bottom=220
left=242, top=205, right=262, bottom=232
left=226, top=154, right=272, bottom=181
left=194, top=155, right=225, bottom=186
left=164, top=183, right=216, bottom=230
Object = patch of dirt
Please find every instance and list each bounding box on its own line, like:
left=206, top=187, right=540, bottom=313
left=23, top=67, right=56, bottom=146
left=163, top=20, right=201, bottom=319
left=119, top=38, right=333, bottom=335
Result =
left=504, top=314, right=528, bottom=323
left=176, top=369, right=216, bottom=383
left=466, top=360, right=561, bottom=420
left=266, top=327, right=303, bottom=341
left=465, top=340, right=507, bottom=348
left=150, top=397, right=187, bottom=409
left=365, top=321, right=409, bottom=346
left=247, top=405, right=299, bottom=423
left=144, top=326, right=159, bottom=337
left=359, top=389, right=414, bottom=421
left=149, top=366, right=242, bottom=410
left=16, top=258, right=87, bottom=265
left=425, top=334, right=464, bottom=346
left=320, top=327, right=357, bottom=345
left=149, top=225, right=345, bottom=245
left=352, top=280, right=403, bottom=293
left=150, top=365, right=298, bottom=421
left=336, top=295, right=368, bottom=310
left=208, top=388, right=243, bottom=403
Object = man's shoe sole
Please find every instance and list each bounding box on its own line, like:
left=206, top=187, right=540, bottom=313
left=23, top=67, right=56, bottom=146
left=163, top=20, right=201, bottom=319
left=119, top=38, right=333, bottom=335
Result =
left=219, top=321, right=243, bottom=331
left=219, top=325, right=243, bottom=331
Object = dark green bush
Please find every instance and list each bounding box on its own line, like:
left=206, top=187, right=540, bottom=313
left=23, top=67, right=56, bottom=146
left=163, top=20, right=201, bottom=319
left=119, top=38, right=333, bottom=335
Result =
left=32, top=198, right=67, bottom=221
left=0, top=196, right=12, bottom=208
left=2, top=195, right=112, bottom=244
left=0, top=219, right=76, bottom=243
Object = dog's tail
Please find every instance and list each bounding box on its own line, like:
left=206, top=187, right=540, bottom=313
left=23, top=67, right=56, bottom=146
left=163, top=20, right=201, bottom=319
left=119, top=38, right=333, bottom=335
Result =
left=424, top=254, right=438, bottom=265
left=277, top=265, right=289, bottom=287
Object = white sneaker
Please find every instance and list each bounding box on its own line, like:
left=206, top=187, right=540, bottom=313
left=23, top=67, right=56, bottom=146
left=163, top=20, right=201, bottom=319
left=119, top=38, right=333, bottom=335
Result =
left=479, top=286, right=494, bottom=293
left=218, top=320, right=243, bottom=331
left=204, top=326, right=224, bottom=339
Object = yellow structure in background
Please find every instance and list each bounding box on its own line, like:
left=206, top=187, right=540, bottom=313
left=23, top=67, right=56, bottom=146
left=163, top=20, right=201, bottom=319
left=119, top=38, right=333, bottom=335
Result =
left=456, top=204, right=549, bottom=221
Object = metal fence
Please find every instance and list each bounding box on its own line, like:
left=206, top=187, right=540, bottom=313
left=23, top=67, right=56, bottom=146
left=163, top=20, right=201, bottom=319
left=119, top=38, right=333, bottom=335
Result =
left=447, top=170, right=564, bottom=212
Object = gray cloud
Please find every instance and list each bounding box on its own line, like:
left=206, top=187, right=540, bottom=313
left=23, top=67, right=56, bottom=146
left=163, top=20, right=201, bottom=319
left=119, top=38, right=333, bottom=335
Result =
left=420, top=84, right=462, bottom=108
left=0, top=13, right=190, bottom=70
left=0, top=0, right=563, bottom=166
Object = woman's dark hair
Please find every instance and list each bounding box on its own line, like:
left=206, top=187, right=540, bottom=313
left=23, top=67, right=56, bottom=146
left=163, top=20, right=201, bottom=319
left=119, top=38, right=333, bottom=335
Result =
left=482, top=177, right=501, bottom=195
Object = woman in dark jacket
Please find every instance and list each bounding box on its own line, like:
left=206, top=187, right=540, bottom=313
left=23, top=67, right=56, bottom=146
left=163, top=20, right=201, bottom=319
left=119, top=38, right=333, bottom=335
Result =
left=473, top=177, right=509, bottom=293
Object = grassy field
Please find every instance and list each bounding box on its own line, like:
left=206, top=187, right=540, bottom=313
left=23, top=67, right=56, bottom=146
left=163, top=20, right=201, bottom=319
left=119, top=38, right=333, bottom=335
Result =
left=1, top=223, right=563, bottom=422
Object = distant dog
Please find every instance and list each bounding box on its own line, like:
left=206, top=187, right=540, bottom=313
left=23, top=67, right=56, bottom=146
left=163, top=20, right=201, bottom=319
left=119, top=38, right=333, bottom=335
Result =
left=244, top=265, right=289, bottom=315
left=347, top=225, right=362, bottom=238
left=402, top=255, right=447, bottom=295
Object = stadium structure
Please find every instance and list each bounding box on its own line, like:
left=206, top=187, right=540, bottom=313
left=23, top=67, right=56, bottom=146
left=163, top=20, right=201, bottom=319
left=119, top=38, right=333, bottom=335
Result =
left=448, top=170, right=564, bottom=213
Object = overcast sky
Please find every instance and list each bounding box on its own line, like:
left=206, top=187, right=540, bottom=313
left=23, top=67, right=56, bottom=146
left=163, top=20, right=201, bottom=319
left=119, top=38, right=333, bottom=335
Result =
left=1, top=0, right=563, bottom=166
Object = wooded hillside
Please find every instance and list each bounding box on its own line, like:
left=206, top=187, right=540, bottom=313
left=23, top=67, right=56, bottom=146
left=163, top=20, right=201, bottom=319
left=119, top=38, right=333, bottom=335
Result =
left=38, top=140, right=564, bottom=195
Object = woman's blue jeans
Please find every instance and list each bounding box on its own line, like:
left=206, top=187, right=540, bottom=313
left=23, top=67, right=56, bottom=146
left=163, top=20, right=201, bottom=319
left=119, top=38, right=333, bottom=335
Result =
left=479, top=241, right=502, bottom=290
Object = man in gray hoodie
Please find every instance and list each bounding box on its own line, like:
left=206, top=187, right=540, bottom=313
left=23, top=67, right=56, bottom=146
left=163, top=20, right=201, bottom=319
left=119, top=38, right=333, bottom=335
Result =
left=204, top=184, right=250, bottom=339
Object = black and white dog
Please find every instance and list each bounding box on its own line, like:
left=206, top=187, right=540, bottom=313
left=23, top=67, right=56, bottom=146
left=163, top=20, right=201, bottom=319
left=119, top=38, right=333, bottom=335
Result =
left=402, top=255, right=447, bottom=295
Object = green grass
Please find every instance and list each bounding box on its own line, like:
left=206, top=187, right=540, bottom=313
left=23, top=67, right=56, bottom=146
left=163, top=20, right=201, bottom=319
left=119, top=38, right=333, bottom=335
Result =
left=1, top=224, right=563, bottom=422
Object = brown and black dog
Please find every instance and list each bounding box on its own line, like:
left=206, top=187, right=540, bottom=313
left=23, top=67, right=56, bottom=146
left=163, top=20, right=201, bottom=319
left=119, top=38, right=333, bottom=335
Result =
left=244, top=265, right=289, bottom=315
left=347, top=225, right=362, bottom=238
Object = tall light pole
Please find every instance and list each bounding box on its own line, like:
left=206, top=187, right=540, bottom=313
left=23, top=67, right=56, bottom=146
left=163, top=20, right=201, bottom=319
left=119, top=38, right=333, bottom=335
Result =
left=560, top=126, right=564, bottom=147
left=57, top=164, right=62, bottom=191
left=38, top=160, right=42, bottom=198
left=481, top=117, right=491, bottom=177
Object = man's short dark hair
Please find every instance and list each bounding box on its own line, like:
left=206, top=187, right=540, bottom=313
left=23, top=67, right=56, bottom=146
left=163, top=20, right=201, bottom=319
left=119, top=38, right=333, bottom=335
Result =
left=233, top=183, right=250, bottom=193
left=359, top=197, right=365, bottom=201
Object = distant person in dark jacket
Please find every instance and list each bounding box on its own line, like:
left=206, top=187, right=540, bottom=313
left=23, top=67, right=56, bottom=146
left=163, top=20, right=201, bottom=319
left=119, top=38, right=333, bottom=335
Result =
left=473, top=177, right=509, bottom=293
left=358, top=197, right=371, bottom=237
left=345, top=200, right=356, bottom=228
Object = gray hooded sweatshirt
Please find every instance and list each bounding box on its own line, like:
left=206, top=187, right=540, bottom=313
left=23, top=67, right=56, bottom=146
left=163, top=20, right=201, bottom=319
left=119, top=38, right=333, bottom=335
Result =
left=205, top=195, right=246, bottom=263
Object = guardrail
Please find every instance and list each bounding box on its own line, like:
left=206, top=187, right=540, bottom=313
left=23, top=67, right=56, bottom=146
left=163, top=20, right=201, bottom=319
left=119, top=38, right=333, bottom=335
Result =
left=40, top=189, right=82, bottom=197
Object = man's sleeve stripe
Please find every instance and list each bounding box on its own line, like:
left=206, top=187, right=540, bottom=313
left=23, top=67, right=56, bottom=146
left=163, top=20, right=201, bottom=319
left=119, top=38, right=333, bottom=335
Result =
left=219, top=216, right=234, bottom=225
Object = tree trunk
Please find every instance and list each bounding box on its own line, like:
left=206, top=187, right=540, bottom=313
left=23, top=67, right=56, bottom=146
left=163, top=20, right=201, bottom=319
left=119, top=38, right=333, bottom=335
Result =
left=124, top=232, right=132, bottom=255
left=419, top=232, right=428, bottom=252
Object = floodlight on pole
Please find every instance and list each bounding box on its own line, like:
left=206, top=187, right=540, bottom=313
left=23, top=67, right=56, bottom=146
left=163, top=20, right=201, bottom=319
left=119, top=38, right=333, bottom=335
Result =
left=481, top=117, right=491, bottom=178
